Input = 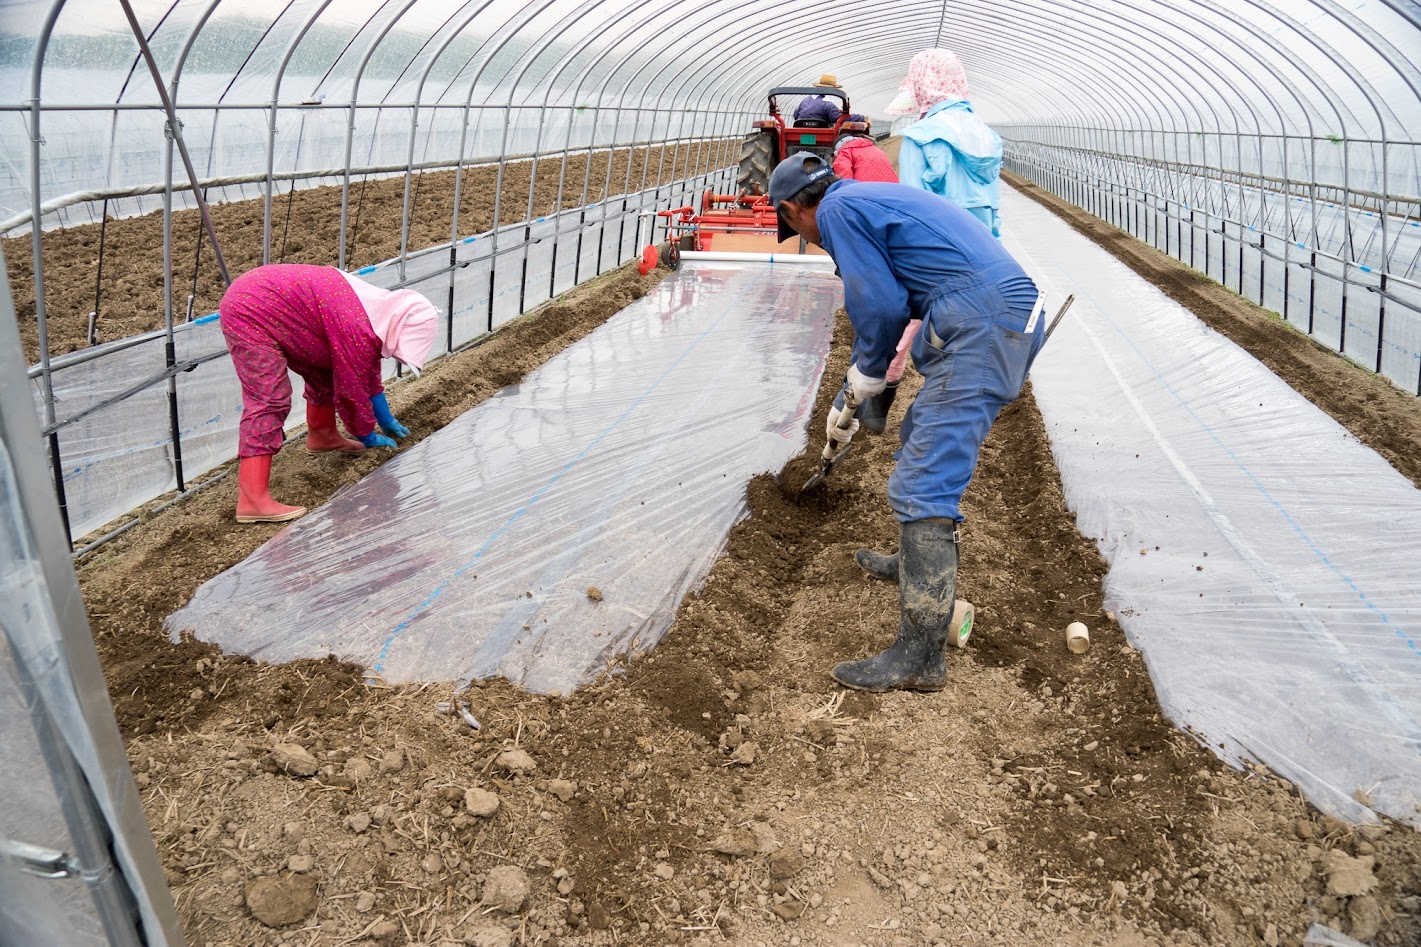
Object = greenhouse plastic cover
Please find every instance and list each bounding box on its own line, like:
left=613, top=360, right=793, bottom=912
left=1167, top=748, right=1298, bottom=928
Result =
left=1004, top=187, right=1421, bottom=827
left=167, top=261, right=839, bottom=692
left=1, top=564, right=105, bottom=946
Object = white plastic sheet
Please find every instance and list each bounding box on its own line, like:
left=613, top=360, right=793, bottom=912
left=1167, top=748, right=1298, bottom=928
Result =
left=1004, top=186, right=1421, bottom=827
left=1303, top=924, right=1368, bottom=947
left=167, top=261, right=840, bottom=693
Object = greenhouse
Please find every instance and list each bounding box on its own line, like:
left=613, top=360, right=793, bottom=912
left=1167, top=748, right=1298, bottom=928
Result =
left=2, top=0, right=1419, bottom=944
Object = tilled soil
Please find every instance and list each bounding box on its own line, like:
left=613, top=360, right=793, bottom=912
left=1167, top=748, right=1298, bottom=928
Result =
left=59, top=142, right=1421, bottom=946
left=7, top=141, right=732, bottom=365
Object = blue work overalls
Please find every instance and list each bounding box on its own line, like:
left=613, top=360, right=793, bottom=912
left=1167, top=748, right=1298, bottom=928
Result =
left=815, top=181, right=1046, bottom=523
left=890, top=261, right=1045, bottom=521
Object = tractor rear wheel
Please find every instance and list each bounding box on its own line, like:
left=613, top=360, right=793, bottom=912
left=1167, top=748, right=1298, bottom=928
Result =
left=737, top=132, right=774, bottom=196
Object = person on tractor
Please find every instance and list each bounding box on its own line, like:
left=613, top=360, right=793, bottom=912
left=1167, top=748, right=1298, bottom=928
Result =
left=832, top=115, right=898, bottom=184
left=768, top=152, right=1047, bottom=694
left=792, top=74, right=844, bottom=127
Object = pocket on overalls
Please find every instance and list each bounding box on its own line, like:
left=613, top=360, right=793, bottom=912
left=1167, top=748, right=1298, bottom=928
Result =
left=918, top=295, right=971, bottom=373
left=984, top=323, right=1033, bottom=402
left=983, top=286, right=1036, bottom=403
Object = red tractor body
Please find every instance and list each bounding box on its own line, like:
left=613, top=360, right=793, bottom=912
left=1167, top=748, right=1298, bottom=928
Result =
left=737, top=87, right=863, bottom=195
left=643, top=87, right=861, bottom=264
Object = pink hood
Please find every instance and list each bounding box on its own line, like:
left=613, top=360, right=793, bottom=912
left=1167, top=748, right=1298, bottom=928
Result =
left=886, top=48, right=972, bottom=117
left=338, top=270, right=439, bottom=371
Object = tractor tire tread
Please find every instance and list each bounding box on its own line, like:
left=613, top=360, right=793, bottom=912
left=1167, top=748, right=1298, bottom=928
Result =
left=737, top=132, right=774, bottom=196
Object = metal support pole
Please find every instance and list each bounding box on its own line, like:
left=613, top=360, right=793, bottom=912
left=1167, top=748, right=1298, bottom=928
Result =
left=161, top=117, right=186, bottom=493
left=29, top=2, right=69, bottom=545
left=117, top=0, right=230, bottom=285
left=1375, top=136, right=1390, bottom=374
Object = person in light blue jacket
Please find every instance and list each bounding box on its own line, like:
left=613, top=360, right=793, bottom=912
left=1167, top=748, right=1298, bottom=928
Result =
left=887, top=48, right=1003, bottom=238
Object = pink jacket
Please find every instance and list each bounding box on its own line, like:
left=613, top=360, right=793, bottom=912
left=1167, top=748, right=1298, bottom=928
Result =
left=832, top=138, right=899, bottom=184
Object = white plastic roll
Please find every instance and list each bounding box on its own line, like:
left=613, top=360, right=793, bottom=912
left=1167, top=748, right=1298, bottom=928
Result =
left=678, top=251, right=836, bottom=267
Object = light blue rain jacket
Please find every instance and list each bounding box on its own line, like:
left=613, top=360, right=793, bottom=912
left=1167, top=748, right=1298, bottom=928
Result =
left=897, top=99, right=1003, bottom=237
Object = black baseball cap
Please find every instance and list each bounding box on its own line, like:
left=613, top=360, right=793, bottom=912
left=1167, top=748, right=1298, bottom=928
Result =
left=769, top=152, right=835, bottom=242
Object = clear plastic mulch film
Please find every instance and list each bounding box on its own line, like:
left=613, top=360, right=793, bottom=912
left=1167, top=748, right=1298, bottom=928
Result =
left=167, top=261, right=840, bottom=694
left=1003, top=187, right=1421, bottom=828
left=1303, top=924, right=1369, bottom=947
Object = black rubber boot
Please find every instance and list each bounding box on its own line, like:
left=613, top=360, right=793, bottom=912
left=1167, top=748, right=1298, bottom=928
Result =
left=854, top=547, right=898, bottom=582
left=832, top=518, right=959, bottom=693
left=856, top=381, right=899, bottom=434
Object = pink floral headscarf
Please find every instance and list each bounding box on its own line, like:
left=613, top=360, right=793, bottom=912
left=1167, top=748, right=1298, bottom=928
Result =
left=885, top=49, right=971, bottom=117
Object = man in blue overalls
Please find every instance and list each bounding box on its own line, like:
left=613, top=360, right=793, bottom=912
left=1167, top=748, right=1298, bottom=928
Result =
left=770, top=152, right=1047, bottom=693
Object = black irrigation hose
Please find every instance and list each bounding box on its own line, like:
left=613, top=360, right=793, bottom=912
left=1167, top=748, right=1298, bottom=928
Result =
left=278, top=114, right=309, bottom=263
left=349, top=173, right=371, bottom=265
left=278, top=181, right=298, bottom=262
left=89, top=198, right=110, bottom=346
left=187, top=188, right=205, bottom=320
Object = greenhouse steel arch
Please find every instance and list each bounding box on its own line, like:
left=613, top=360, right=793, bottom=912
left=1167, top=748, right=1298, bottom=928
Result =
left=1, top=1, right=1420, bottom=943
left=0, top=0, right=1414, bottom=548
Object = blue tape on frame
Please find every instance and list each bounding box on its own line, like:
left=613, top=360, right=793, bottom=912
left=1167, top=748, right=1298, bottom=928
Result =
left=358, top=265, right=378, bottom=275
left=193, top=313, right=220, bottom=325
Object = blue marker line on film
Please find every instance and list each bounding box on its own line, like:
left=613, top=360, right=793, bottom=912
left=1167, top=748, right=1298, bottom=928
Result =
left=369, top=267, right=770, bottom=673
left=1089, top=295, right=1416, bottom=660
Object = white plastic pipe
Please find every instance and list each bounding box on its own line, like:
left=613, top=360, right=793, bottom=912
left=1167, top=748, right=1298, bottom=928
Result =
left=679, top=250, right=837, bottom=267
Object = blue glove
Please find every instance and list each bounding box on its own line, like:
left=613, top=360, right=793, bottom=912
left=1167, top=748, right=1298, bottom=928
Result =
left=370, top=392, right=409, bottom=439
left=358, top=432, right=398, bottom=449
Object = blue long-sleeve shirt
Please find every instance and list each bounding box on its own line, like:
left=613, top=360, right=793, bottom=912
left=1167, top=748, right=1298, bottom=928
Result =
left=814, top=180, right=1030, bottom=378
left=792, top=95, right=842, bottom=124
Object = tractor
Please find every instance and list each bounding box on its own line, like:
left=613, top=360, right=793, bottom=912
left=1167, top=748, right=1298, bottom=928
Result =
left=736, top=86, right=863, bottom=195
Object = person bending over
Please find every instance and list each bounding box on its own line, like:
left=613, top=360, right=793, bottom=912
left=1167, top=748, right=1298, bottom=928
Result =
left=218, top=264, right=438, bottom=523
left=832, top=115, right=898, bottom=184
left=769, top=153, right=1048, bottom=693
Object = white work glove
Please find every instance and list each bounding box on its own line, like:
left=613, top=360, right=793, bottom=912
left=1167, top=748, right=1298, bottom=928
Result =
left=826, top=403, right=860, bottom=449
left=847, top=363, right=887, bottom=402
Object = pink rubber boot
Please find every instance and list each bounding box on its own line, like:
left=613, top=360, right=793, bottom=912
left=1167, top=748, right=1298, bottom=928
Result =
left=235, top=455, right=306, bottom=524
